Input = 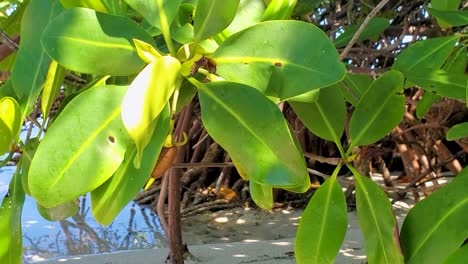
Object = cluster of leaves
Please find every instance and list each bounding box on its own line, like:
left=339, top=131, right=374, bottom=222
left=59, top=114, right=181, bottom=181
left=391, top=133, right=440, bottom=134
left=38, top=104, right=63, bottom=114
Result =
left=0, top=0, right=467, bottom=263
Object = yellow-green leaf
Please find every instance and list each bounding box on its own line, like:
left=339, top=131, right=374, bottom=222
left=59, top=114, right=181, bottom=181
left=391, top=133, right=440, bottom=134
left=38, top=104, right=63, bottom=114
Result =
left=41, top=60, right=65, bottom=119
left=0, top=97, right=21, bottom=154
left=133, top=38, right=162, bottom=63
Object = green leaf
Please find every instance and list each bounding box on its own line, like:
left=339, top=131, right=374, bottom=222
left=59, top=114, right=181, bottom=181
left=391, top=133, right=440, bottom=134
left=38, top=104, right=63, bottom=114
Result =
left=293, top=0, right=324, bottom=16
left=0, top=169, right=25, bottom=264
left=217, top=0, right=265, bottom=39
left=213, top=20, right=345, bottom=100
left=175, top=79, right=197, bottom=114
left=249, top=181, right=274, bottom=210
left=289, top=85, right=345, bottom=144
left=430, top=0, right=463, bottom=28
left=446, top=122, right=468, bottom=141
left=20, top=138, right=40, bottom=196
left=0, top=97, right=21, bottom=154
left=124, top=0, right=180, bottom=30
left=406, top=69, right=468, bottom=99
left=444, top=46, right=468, bottom=74
left=295, top=166, right=347, bottom=264
left=350, top=166, right=404, bottom=264
left=60, top=0, right=108, bottom=13
left=92, top=105, right=169, bottom=225
left=443, top=244, right=468, bottom=264
left=41, top=60, right=65, bottom=119
left=340, top=73, right=373, bottom=105
left=102, top=0, right=128, bottom=15
left=194, top=0, right=240, bottom=42
left=121, top=56, right=180, bottom=167
left=427, top=7, right=468, bottom=27
left=133, top=38, right=162, bottom=63
left=416, top=92, right=440, bottom=119
left=334, top=17, right=390, bottom=48
left=401, top=166, right=468, bottom=264
left=262, top=0, right=297, bottom=21
left=41, top=7, right=154, bottom=75
left=29, top=85, right=132, bottom=208
left=10, top=0, right=63, bottom=117
left=199, top=81, right=310, bottom=190
left=349, top=71, right=404, bottom=148
left=36, top=200, right=79, bottom=221
left=392, top=35, right=459, bottom=74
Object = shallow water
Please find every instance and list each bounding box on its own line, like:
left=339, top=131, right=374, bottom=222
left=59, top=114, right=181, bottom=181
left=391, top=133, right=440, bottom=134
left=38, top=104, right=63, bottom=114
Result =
left=0, top=166, right=167, bottom=263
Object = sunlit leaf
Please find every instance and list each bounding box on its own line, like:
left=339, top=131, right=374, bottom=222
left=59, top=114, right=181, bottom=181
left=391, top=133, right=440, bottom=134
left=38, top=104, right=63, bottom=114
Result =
left=133, top=39, right=162, bottom=63
left=446, top=122, right=468, bottom=141
left=92, top=105, right=169, bottom=225
left=295, top=166, right=347, bottom=264
left=349, top=71, right=405, bottom=148
left=41, top=60, right=65, bottom=119
left=334, top=17, right=390, bottom=48
left=427, top=8, right=468, bottom=27
left=443, top=244, right=468, bottom=264
left=0, top=97, right=21, bottom=154
left=401, top=167, right=468, bottom=264
left=194, top=0, right=240, bottom=43
left=10, top=0, right=63, bottom=116
left=41, top=7, right=153, bottom=75
left=29, top=85, right=132, bottom=208
left=124, top=0, right=180, bottom=30
left=36, top=200, right=79, bottom=221
left=430, top=0, right=463, bottom=28
left=199, top=81, right=310, bottom=190
left=121, top=56, right=180, bottom=167
left=406, top=69, right=468, bottom=99
left=216, top=0, right=265, bottom=40
left=249, top=180, right=273, bottom=210
left=262, top=0, right=297, bottom=21
left=60, top=0, right=108, bottom=13
left=350, top=166, right=404, bottom=264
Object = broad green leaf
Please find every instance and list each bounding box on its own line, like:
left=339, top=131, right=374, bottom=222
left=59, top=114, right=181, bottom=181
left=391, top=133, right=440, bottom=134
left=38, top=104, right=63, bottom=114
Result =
left=133, top=38, right=162, bottom=63
left=443, top=46, right=468, bottom=74
left=290, top=85, right=345, bottom=143
left=406, top=69, right=468, bottom=99
left=416, top=92, right=440, bottom=119
left=349, top=71, right=405, bottom=148
left=92, top=105, right=169, bottom=225
left=193, top=0, right=240, bottom=43
left=392, top=36, right=459, bottom=74
left=213, top=20, right=345, bottom=100
left=217, top=0, right=265, bottom=39
left=29, top=85, right=132, bottom=208
left=443, top=244, right=468, bottom=264
left=401, top=166, right=468, bottom=264
left=41, top=7, right=154, bottom=75
left=427, top=8, right=468, bottom=27
left=37, top=200, right=79, bottom=221
left=121, top=56, right=181, bottom=167
left=293, top=0, right=324, bottom=16
left=249, top=181, right=273, bottom=210
left=262, top=0, right=297, bottom=21
left=350, top=166, right=404, bottom=264
left=0, top=97, right=21, bottom=154
left=340, top=73, right=373, bottom=105
left=175, top=79, right=197, bottom=113
left=124, top=0, right=180, bottom=30
left=20, top=138, right=40, bottom=196
left=60, top=0, right=108, bottom=13
left=199, top=81, right=310, bottom=190
left=334, top=17, right=390, bottom=48
left=295, top=166, right=347, bottom=264
left=446, top=122, right=468, bottom=140
left=430, top=0, right=462, bottom=28
left=0, top=169, right=25, bottom=264
left=102, top=0, right=128, bottom=15
left=41, top=60, right=65, bottom=119
left=10, top=0, right=63, bottom=117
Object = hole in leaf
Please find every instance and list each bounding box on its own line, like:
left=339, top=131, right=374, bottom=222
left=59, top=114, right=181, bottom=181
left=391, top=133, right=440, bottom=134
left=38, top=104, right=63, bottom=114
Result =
left=107, top=135, right=115, bottom=144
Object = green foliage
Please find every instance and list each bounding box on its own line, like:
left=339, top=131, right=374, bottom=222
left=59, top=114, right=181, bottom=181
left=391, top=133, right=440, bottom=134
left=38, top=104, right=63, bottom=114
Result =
left=0, top=97, right=20, bottom=153
left=334, top=17, right=390, bottom=48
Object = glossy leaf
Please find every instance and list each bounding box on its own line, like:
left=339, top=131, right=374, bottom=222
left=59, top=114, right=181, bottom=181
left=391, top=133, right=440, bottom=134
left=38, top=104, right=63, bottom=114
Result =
left=262, top=0, right=297, bottom=21
left=351, top=166, right=404, bottom=264
left=443, top=244, right=468, bottom=264
left=124, top=0, right=180, bottom=30
left=37, top=200, right=79, bottom=221
left=334, top=17, right=390, bottom=48
left=349, top=71, right=405, bottom=148
left=0, top=97, right=21, bottom=154
left=249, top=181, right=273, bottom=210
left=199, top=81, right=310, bottom=190
left=0, top=169, right=25, bottom=264
left=60, top=0, right=108, bottom=13
left=41, top=7, right=153, bottom=75
left=194, top=0, right=240, bottom=42
left=29, top=85, right=132, bottom=208
left=213, top=20, right=345, bottom=100
left=121, top=56, right=181, bottom=167
left=392, top=35, right=459, bottom=74
left=134, top=38, right=162, bottom=63
left=340, top=73, right=373, bottom=105
left=427, top=8, right=468, bottom=27
left=290, top=85, right=345, bottom=143
left=41, top=61, right=65, bottom=119
left=10, top=0, right=63, bottom=116
left=20, top=138, right=40, bottom=196
left=406, top=69, right=468, bottom=99
left=446, top=122, right=468, bottom=141
left=416, top=92, right=440, bottom=119
left=401, top=166, right=468, bottom=264
left=295, top=166, right=347, bottom=264
left=218, top=0, right=265, bottom=39
left=92, top=105, right=169, bottom=225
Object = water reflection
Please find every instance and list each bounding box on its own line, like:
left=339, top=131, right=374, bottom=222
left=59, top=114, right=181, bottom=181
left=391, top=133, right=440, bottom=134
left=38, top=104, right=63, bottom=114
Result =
left=0, top=166, right=167, bottom=263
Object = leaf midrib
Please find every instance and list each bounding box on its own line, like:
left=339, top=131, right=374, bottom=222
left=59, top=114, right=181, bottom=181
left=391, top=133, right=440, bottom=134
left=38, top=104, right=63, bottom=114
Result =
left=47, top=36, right=133, bottom=50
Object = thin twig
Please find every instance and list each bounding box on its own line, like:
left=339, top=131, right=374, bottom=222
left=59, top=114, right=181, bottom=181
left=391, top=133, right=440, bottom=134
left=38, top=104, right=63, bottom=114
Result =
left=340, top=0, right=391, bottom=60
